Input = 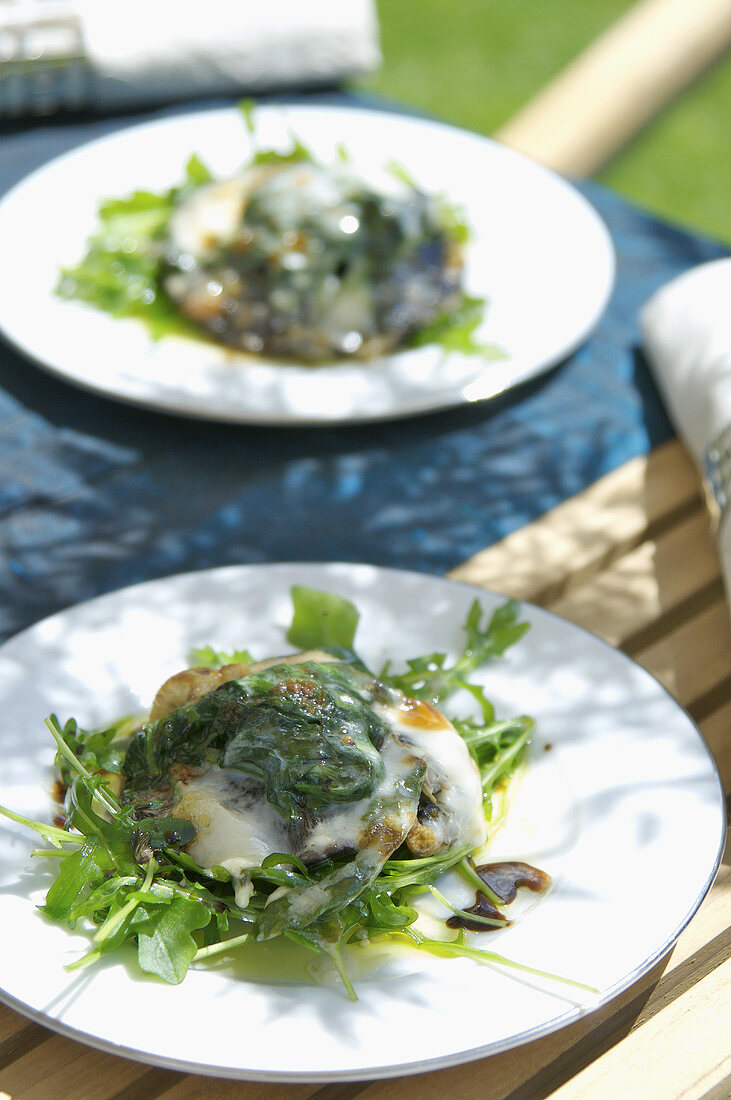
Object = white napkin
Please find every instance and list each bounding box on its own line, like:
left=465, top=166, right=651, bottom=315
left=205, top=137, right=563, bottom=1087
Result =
left=641, top=257, right=731, bottom=601
left=1, top=0, right=380, bottom=114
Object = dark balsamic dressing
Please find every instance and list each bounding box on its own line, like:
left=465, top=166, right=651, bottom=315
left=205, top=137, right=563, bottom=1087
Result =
left=51, top=778, right=68, bottom=829
left=447, top=861, right=552, bottom=933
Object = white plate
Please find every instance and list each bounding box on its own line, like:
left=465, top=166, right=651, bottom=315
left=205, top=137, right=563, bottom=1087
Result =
left=0, top=563, right=724, bottom=1080
left=0, top=105, right=614, bottom=424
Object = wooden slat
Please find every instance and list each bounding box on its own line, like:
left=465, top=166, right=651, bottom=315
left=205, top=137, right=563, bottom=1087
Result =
left=637, top=598, right=731, bottom=714
left=0, top=1003, right=42, bottom=1044
left=699, top=698, right=731, bottom=790
left=0, top=1034, right=150, bottom=1099
left=547, top=509, right=722, bottom=650
left=157, top=1077, right=313, bottom=1099
left=0, top=1020, right=51, bottom=1078
left=451, top=443, right=730, bottom=711
left=547, top=964, right=731, bottom=1100
left=450, top=441, right=702, bottom=606
left=496, top=0, right=731, bottom=174
left=0, top=1034, right=316, bottom=1100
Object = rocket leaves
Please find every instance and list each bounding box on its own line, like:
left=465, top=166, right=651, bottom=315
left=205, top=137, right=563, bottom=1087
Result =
left=135, top=896, right=211, bottom=985
left=287, top=585, right=360, bottom=650
left=55, top=154, right=217, bottom=342
left=188, top=644, right=254, bottom=668
left=44, top=842, right=111, bottom=922
left=54, top=713, right=139, bottom=787
left=122, top=661, right=389, bottom=825
left=380, top=598, right=529, bottom=706
left=27, top=750, right=256, bottom=985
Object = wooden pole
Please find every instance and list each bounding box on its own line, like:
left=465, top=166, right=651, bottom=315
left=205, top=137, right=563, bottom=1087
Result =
left=495, top=0, right=731, bottom=175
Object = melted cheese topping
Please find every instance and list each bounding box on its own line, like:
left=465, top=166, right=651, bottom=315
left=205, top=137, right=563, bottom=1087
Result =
left=375, top=697, right=487, bottom=853
left=172, top=767, right=289, bottom=905
left=166, top=164, right=355, bottom=264
left=167, top=177, right=252, bottom=261
left=299, top=734, right=423, bottom=861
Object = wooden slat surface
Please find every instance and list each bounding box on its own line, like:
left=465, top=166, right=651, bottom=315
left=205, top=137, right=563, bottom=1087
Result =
left=1, top=437, right=728, bottom=1100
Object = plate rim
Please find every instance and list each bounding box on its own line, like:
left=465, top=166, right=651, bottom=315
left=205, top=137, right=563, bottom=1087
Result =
left=0, top=560, right=724, bottom=1081
left=0, top=103, right=616, bottom=426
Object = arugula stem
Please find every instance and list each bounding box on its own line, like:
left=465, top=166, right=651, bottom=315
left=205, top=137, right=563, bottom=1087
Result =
left=140, top=857, right=156, bottom=891
left=326, top=943, right=358, bottom=1002
left=399, top=929, right=598, bottom=995
left=65, top=948, right=102, bottom=973
left=457, top=858, right=505, bottom=909
left=425, top=940, right=599, bottom=994
left=428, top=885, right=506, bottom=928
left=161, top=878, right=253, bottom=922
left=94, top=860, right=155, bottom=945
left=480, top=729, right=531, bottom=793
left=0, top=804, right=78, bottom=848
left=93, top=896, right=138, bottom=945
left=193, top=932, right=252, bottom=962
left=31, top=848, right=79, bottom=858
left=383, top=844, right=469, bottom=874
left=461, top=718, right=529, bottom=747
left=45, top=717, right=121, bottom=818
left=480, top=953, right=599, bottom=994
left=379, top=844, right=469, bottom=891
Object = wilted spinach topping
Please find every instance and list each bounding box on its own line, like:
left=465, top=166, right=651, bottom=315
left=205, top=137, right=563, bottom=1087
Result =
left=122, top=662, right=390, bottom=826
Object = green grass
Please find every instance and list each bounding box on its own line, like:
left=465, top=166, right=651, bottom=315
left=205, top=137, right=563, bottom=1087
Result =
left=359, top=0, right=731, bottom=243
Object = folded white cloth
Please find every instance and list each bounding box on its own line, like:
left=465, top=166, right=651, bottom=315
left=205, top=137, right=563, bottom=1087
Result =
left=0, top=0, right=380, bottom=115
left=641, top=257, right=731, bottom=600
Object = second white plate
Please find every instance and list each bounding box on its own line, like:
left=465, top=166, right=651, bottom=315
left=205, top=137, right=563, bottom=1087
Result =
left=0, top=562, right=723, bottom=1080
left=0, top=105, right=614, bottom=424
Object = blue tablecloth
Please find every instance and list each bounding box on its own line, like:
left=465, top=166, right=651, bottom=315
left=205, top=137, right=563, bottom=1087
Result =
left=0, top=94, right=728, bottom=641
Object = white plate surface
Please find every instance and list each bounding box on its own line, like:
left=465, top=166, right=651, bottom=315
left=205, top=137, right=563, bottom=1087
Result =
left=0, top=105, right=614, bottom=424
left=0, top=563, right=723, bottom=1081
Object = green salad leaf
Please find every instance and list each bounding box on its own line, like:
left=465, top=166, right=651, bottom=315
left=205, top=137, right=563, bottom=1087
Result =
left=188, top=644, right=254, bottom=668
left=55, top=153, right=215, bottom=340
left=380, top=597, right=530, bottom=706
left=407, top=293, right=507, bottom=360
left=53, top=713, right=139, bottom=786
left=135, top=895, right=211, bottom=984
left=57, top=187, right=187, bottom=339
left=287, top=584, right=360, bottom=650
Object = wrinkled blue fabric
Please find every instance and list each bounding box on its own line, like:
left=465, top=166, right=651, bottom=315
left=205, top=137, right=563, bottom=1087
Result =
left=0, top=94, right=728, bottom=640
